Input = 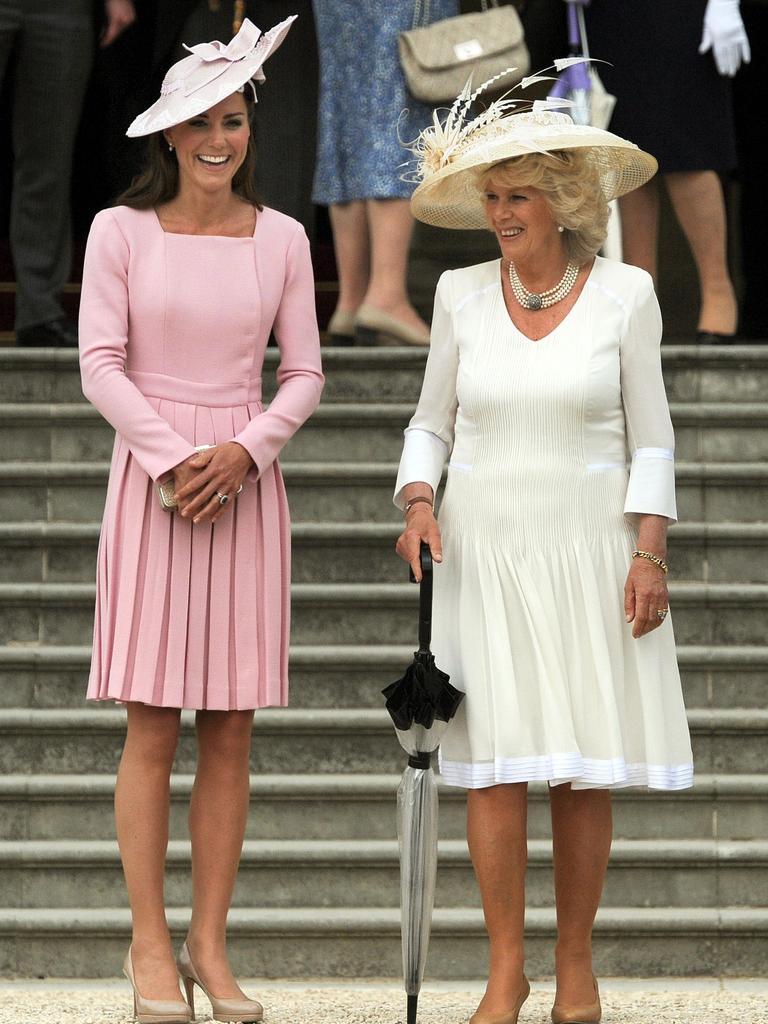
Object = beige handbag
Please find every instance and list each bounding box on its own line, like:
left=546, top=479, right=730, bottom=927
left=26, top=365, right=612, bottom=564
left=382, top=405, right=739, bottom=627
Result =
left=399, top=0, right=530, bottom=104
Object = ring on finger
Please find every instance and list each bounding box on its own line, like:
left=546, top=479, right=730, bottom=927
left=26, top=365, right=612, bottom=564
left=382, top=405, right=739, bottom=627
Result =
left=656, top=608, right=669, bottom=620
left=216, top=491, right=230, bottom=506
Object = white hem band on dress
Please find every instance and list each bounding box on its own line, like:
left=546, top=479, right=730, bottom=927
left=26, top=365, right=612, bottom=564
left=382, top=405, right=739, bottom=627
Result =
left=438, top=751, right=694, bottom=791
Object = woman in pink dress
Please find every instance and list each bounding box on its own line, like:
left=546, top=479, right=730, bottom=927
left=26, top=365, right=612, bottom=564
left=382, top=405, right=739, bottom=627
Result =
left=78, top=18, right=322, bottom=1024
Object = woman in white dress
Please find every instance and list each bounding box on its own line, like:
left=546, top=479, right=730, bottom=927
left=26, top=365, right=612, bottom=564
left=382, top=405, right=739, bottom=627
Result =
left=395, top=97, right=693, bottom=1024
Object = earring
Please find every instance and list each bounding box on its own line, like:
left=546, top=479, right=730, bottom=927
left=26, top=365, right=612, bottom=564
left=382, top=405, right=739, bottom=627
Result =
left=557, top=225, right=564, bottom=233
left=168, top=143, right=174, bottom=152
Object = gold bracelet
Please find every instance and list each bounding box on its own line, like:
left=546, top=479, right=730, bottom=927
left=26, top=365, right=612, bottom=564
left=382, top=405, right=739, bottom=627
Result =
left=405, top=496, right=434, bottom=515
left=632, top=549, right=669, bottom=575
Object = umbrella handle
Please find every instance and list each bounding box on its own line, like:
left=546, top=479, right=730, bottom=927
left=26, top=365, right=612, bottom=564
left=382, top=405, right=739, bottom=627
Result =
left=409, top=541, right=433, bottom=653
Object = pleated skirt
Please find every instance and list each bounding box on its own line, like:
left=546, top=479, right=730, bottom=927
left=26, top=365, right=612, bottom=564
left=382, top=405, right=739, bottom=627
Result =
left=86, top=398, right=290, bottom=710
left=434, top=467, right=694, bottom=792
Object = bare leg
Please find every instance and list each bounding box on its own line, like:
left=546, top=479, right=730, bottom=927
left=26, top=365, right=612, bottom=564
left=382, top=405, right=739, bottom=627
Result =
left=329, top=201, right=370, bottom=315
left=467, top=783, right=528, bottom=1015
left=364, top=198, right=429, bottom=335
left=549, top=785, right=612, bottom=1006
left=618, top=180, right=660, bottom=283
left=185, top=709, right=255, bottom=997
left=115, top=703, right=184, bottom=1001
left=664, top=170, right=738, bottom=335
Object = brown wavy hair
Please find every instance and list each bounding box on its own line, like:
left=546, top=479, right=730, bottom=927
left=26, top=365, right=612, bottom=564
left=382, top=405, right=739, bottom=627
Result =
left=116, top=93, right=263, bottom=210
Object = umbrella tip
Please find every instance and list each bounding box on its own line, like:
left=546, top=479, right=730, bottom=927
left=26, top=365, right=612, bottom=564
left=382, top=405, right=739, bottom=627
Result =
left=407, top=993, right=419, bottom=1024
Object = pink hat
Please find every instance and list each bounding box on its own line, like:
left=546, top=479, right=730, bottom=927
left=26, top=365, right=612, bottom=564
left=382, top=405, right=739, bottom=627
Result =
left=126, top=16, right=296, bottom=138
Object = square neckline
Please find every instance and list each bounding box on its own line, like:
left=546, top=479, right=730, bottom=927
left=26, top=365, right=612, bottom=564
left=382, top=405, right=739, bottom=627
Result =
left=498, top=256, right=599, bottom=344
left=152, top=205, right=259, bottom=240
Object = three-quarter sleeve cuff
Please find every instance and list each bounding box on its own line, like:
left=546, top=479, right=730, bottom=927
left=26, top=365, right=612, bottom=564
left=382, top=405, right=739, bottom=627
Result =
left=624, top=447, right=678, bottom=522
left=138, top=440, right=199, bottom=483
left=393, top=428, right=449, bottom=509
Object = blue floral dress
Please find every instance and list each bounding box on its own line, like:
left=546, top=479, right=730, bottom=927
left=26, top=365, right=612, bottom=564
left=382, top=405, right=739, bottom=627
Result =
left=311, top=0, right=459, bottom=204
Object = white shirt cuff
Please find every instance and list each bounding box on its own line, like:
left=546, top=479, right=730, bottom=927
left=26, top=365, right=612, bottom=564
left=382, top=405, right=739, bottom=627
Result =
left=624, top=447, right=677, bottom=522
left=393, top=428, right=449, bottom=509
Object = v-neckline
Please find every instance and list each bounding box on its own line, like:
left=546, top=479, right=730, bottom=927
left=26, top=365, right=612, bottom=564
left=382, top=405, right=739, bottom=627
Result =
left=499, top=257, right=598, bottom=344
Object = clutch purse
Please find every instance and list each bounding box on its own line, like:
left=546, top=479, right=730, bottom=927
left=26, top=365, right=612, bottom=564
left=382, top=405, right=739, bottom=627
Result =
left=156, top=444, right=213, bottom=511
left=399, top=0, right=530, bottom=104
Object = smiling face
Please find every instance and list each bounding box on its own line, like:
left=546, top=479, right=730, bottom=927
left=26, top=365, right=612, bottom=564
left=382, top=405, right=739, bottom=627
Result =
left=164, top=93, right=251, bottom=195
left=482, top=180, right=564, bottom=267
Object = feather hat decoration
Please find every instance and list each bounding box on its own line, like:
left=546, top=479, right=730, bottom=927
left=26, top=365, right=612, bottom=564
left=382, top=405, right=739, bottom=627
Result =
left=407, top=59, right=657, bottom=231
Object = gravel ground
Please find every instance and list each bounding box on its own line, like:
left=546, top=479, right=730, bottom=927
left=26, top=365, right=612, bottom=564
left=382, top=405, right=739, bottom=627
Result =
left=1, top=985, right=767, bottom=1024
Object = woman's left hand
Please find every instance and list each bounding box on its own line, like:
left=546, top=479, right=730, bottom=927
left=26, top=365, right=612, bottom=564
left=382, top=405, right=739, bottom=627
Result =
left=624, top=558, right=669, bottom=639
left=175, top=442, right=255, bottom=525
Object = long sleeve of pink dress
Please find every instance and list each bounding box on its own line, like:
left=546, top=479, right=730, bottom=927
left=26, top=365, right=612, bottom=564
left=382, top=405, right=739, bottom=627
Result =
left=79, top=205, right=324, bottom=710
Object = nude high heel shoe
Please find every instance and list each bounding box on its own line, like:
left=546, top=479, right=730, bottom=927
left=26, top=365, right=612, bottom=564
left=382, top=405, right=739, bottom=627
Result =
left=470, top=975, right=531, bottom=1024
left=551, top=974, right=602, bottom=1023
left=123, top=947, right=193, bottom=1024
left=177, top=941, right=264, bottom=1023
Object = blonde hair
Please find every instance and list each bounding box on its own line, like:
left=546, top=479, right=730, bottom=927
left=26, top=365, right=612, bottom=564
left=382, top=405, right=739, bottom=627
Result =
left=478, top=150, right=609, bottom=264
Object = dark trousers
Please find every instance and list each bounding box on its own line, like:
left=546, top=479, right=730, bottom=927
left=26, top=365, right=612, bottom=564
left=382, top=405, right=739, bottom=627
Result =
left=0, top=0, right=93, bottom=329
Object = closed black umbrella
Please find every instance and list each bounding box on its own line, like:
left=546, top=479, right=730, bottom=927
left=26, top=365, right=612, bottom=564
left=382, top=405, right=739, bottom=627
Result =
left=382, top=542, right=465, bottom=1024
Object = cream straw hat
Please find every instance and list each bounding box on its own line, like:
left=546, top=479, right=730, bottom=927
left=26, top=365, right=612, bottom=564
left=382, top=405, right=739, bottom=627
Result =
left=409, top=62, right=658, bottom=230
left=126, top=16, right=295, bottom=138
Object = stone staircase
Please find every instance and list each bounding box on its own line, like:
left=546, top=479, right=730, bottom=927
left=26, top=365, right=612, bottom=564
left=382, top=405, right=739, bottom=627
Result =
left=0, top=344, right=767, bottom=980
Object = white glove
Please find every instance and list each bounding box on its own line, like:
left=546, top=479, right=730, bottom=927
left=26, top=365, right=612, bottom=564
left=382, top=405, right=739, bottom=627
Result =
left=699, top=0, right=751, bottom=77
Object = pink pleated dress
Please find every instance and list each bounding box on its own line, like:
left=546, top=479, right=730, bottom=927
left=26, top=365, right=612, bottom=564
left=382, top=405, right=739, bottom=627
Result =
left=78, top=205, right=324, bottom=710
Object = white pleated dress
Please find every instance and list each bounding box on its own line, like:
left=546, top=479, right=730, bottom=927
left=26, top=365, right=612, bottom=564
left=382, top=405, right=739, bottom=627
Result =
left=394, top=257, right=693, bottom=791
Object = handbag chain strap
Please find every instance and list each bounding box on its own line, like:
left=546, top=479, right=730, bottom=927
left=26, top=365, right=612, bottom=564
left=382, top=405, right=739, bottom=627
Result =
left=413, top=0, right=499, bottom=30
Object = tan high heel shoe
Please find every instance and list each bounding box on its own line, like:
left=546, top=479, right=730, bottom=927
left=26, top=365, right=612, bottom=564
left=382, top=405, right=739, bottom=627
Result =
left=470, top=975, right=531, bottom=1024
left=123, top=947, right=192, bottom=1024
left=551, top=974, right=602, bottom=1023
left=177, top=941, right=264, bottom=1023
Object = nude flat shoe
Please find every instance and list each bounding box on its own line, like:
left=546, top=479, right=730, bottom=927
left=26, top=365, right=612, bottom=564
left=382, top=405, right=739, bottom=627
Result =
left=470, top=975, right=531, bottom=1024
left=551, top=974, right=602, bottom=1023
left=327, top=310, right=356, bottom=346
left=123, top=946, right=192, bottom=1024
left=354, top=303, right=430, bottom=347
left=177, top=941, right=263, bottom=1023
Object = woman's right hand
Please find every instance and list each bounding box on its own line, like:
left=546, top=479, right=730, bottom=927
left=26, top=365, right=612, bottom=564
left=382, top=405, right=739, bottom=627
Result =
left=396, top=507, right=443, bottom=582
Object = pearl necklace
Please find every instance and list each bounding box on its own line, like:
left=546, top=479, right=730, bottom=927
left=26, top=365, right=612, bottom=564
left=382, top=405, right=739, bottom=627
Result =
left=507, top=258, right=580, bottom=311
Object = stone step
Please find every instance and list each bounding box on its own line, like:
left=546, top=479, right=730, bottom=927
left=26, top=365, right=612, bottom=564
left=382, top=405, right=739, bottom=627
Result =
left=1, top=580, right=766, bottom=647
left=1, top=520, right=767, bottom=585
left=1, top=345, right=768, bottom=405
left=3, top=461, right=768, bottom=523
left=2, top=401, right=768, bottom=464
left=1, top=837, right=765, bottom=911
left=1, top=905, right=766, bottom=978
left=0, top=707, right=765, bottom=776
left=0, top=403, right=416, bottom=464
left=2, top=772, right=764, bottom=843
left=0, top=644, right=764, bottom=712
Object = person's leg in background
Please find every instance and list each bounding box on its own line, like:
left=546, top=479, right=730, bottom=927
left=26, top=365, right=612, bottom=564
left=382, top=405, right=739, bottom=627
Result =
left=11, top=0, right=93, bottom=346
left=355, top=197, right=429, bottom=345
left=617, top=179, right=661, bottom=282
left=665, top=170, right=738, bottom=339
left=327, top=200, right=369, bottom=342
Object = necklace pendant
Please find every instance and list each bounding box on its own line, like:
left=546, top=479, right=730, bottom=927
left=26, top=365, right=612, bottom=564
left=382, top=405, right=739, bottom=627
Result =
left=526, top=294, right=543, bottom=311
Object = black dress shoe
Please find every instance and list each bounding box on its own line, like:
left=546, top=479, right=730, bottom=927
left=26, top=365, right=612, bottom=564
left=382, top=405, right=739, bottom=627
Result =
left=16, top=316, right=78, bottom=348
left=696, top=330, right=737, bottom=345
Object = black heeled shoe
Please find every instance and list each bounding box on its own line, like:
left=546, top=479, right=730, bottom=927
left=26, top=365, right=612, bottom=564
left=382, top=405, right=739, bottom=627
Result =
left=696, top=330, right=738, bottom=345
